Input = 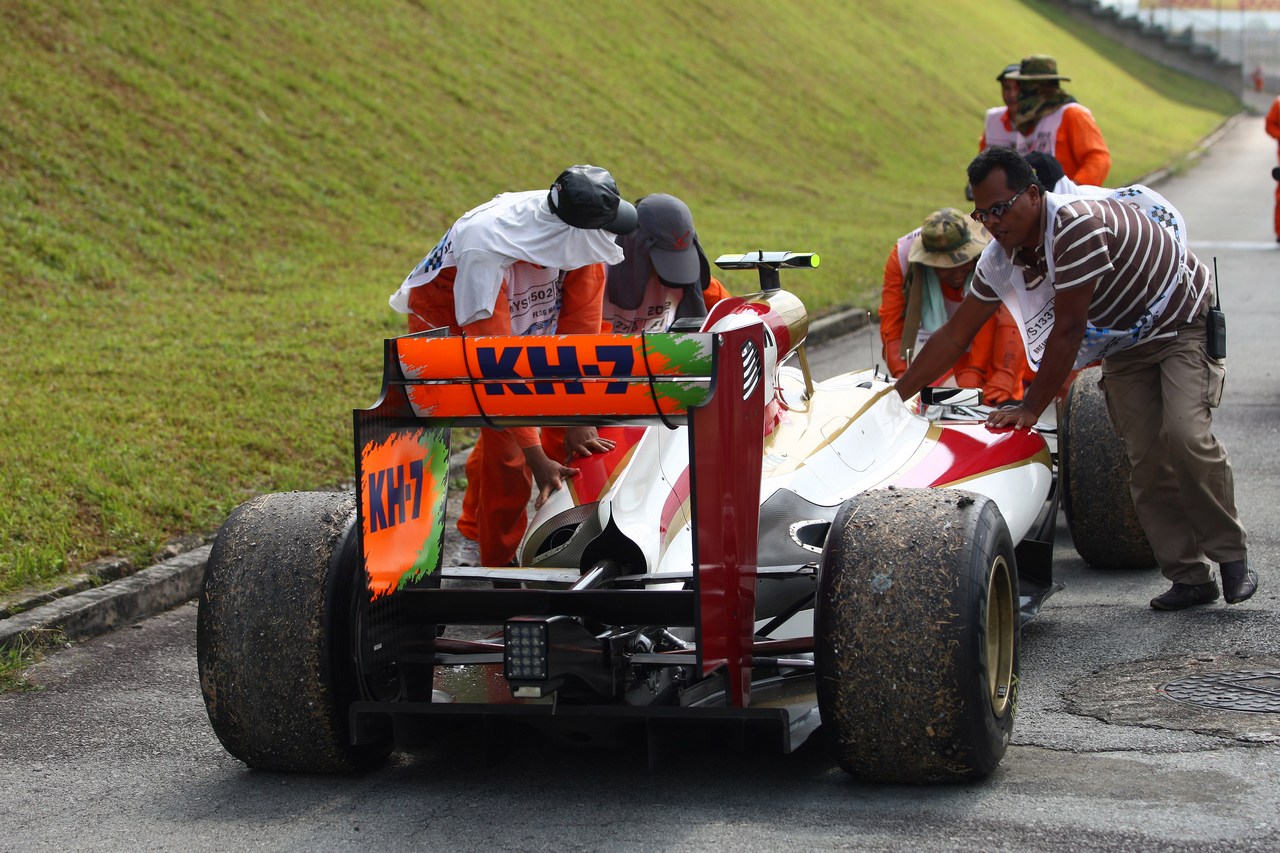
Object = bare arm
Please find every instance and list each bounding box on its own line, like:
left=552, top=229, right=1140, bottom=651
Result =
left=522, top=444, right=579, bottom=510
left=895, top=295, right=1000, bottom=401
left=985, top=282, right=1093, bottom=430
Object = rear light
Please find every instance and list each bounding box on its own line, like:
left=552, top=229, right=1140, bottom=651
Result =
left=504, top=619, right=549, bottom=682
left=503, top=615, right=615, bottom=698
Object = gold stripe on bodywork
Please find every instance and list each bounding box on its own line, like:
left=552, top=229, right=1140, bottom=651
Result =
left=763, top=385, right=899, bottom=476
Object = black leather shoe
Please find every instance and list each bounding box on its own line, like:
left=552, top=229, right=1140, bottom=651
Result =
left=1150, top=581, right=1220, bottom=611
left=1220, top=560, right=1258, bottom=604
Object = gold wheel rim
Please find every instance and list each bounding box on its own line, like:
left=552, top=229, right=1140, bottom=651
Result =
left=986, top=555, right=1016, bottom=717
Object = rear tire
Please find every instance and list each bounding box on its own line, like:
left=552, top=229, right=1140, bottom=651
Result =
left=815, top=488, right=1018, bottom=783
left=1059, top=366, right=1155, bottom=569
left=196, top=491, right=392, bottom=772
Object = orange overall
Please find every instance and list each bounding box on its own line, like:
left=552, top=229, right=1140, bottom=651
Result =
left=406, top=263, right=606, bottom=566
left=1267, top=96, right=1280, bottom=241
left=878, top=242, right=1027, bottom=402
left=1032, top=104, right=1110, bottom=186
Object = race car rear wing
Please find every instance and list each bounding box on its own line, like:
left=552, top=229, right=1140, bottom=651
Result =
left=391, top=330, right=717, bottom=425
left=353, top=324, right=768, bottom=706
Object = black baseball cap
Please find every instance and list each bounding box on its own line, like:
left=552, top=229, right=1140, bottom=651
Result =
left=547, top=165, right=638, bottom=234
left=1025, top=151, right=1065, bottom=189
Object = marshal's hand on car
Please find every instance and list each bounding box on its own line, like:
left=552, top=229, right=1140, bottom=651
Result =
left=564, top=426, right=615, bottom=460
left=529, top=455, right=580, bottom=509
left=986, top=401, right=1036, bottom=431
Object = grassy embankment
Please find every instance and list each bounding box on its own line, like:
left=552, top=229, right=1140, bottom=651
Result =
left=0, top=0, right=1240, bottom=599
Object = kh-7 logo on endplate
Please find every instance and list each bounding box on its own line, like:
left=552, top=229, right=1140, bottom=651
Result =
left=365, top=460, right=425, bottom=533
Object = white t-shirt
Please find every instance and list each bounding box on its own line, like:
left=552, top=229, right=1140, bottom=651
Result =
left=602, top=271, right=685, bottom=333
left=984, top=106, right=1017, bottom=149
left=390, top=190, right=623, bottom=327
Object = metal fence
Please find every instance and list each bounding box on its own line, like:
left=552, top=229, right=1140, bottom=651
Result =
left=1096, top=0, right=1280, bottom=84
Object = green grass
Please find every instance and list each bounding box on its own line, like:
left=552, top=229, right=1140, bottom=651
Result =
left=0, top=0, right=1241, bottom=596
left=0, top=638, right=42, bottom=693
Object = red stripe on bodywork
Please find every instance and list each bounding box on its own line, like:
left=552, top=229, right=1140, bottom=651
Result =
left=660, top=467, right=692, bottom=539
left=890, top=424, right=1046, bottom=488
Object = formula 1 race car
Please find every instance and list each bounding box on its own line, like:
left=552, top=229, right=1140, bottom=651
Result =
left=198, top=251, right=1073, bottom=784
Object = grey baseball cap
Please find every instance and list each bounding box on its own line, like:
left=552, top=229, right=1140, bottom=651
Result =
left=636, top=194, right=699, bottom=285
left=548, top=165, right=638, bottom=234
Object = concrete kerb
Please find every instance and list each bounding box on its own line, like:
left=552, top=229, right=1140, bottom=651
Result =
left=0, top=308, right=873, bottom=655
left=0, top=546, right=210, bottom=652
left=810, top=305, right=871, bottom=346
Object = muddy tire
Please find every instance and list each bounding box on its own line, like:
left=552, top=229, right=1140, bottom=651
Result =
left=196, top=491, right=392, bottom=772
left=1059, top=367, right=1155, bottom=569
left=815, top=488, right=1019, bottom=783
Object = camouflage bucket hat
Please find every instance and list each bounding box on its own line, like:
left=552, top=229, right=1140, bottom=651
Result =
left=907, top=208, right=992, bottom=269
left=1006, top=54, right=1071, bottom=82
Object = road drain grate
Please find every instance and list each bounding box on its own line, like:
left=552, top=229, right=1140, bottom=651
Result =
left=1159, top=671, right=1280, bottom=714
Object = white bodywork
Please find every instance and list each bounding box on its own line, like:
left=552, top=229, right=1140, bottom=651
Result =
left=515, top=295, right=1054, bottom=638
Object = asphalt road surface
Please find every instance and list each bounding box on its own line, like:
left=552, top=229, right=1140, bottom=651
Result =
left=2, top=117, right=1279, bottom=852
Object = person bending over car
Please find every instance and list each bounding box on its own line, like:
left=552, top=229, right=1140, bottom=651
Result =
left=894, top=146, right=1256, bottom=611
left=601, top=193, right=729, bottom=333
left=879, top=207, right=1027, bottom=404
left=389, top=165, right=637, bottom=567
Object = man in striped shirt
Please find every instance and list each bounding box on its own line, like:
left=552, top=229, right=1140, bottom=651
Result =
left=895, top=147, right=1255, bottom=611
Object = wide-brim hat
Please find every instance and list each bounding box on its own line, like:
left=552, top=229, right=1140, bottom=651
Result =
left=1006, top=53, right=1071, bottom=82
left=907, top=207, right=992, bottom=268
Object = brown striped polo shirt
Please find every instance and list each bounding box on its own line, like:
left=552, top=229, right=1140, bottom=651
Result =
left=974, top=196, right=1210, bottom=337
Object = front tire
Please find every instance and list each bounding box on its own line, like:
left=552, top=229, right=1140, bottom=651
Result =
left=815, top=488, right=1018, bottom=783
left=196, top=491, right=392, bottom=772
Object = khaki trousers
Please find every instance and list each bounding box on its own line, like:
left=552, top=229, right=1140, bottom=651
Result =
left=1099, top=314, right=1247, bottom=584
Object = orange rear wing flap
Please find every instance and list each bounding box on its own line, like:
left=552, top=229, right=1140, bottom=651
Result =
left=381, top=329, right=717, bottom=427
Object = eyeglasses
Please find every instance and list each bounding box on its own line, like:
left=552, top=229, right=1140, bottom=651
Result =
left=970, top=186, right=1028, bottom=223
